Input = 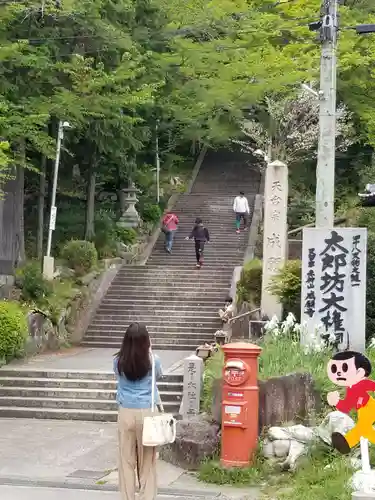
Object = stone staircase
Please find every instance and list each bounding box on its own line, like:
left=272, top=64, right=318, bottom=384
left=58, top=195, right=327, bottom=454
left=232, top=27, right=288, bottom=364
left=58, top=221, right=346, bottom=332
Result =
left=83, top=150, right=260, bottom=350
left=0, top=149, right=260, bottom=421
left=0, top=369, right=182, bottom=421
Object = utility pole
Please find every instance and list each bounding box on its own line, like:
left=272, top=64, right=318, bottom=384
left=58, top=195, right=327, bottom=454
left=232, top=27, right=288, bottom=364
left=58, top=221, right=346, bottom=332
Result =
left=315, top=0, right=338, bottom=228
left=155, top=120, right=160, bottom=204
left=43, top=120, right=70, bottom=279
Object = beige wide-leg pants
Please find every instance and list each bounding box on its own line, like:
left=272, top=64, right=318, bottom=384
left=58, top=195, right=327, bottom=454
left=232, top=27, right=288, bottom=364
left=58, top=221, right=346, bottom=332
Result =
left=118, top=407, right=157, bottom=500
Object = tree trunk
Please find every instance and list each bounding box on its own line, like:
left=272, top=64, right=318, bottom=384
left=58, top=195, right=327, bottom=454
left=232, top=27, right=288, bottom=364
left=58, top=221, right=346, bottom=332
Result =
left=14, top=142, right=25, bottom=265
left=37, top=155, right=47, bottom=259
left=84, top=160, right=96, bottom=241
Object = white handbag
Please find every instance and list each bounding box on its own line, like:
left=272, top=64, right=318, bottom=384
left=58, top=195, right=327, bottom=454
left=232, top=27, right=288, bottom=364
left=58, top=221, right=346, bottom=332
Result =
left=142, top=352, right=177, bottom=447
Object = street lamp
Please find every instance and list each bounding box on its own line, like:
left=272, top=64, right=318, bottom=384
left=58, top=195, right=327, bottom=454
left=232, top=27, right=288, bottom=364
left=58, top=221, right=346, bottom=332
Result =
left=301, top=83, right=325, bottom=100
left=43, top=120, right=71, bottom=279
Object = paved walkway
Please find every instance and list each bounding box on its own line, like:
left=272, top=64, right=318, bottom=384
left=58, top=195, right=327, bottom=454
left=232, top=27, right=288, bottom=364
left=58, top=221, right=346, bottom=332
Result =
left=4, top=347, right=186, bottom=374
left=0, top=419, right=258, bottom=500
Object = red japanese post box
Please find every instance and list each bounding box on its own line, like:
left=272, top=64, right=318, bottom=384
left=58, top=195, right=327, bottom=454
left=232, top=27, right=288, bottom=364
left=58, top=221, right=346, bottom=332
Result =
left=220, top=342, right=262, bottom=468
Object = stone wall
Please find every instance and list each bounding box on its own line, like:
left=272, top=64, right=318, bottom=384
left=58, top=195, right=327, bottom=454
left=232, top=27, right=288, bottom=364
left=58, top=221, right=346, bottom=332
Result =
left=211, top=372, right=322, bottom=431
left=25, top=267, right=107, bottom=354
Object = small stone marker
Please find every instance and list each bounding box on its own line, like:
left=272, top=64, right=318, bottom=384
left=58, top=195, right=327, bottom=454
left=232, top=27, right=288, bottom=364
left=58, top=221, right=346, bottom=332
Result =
left=181, top=354, right=203, bottom=419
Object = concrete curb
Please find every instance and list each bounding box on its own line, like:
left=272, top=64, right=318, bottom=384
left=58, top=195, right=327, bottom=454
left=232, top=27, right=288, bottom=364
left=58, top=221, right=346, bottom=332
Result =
left=137, top=146, right=208, bottom=266
left=74, top=263, right=122, bottom=343
left=186, top=145, right=208, bottom=194
left=0, top=476, right=221, bottom=497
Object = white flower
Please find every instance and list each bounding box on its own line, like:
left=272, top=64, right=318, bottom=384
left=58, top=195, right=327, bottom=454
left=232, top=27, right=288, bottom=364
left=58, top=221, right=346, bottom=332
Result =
left=369, top=337, right=375, bottom=349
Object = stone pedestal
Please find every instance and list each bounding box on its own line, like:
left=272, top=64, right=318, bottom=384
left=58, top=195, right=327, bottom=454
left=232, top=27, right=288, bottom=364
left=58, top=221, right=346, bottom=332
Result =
left=117, top=185, right=140, bottom=228
left=353, top=493, right=375, bottom=499
left=261, top=160, right=288, bottom=320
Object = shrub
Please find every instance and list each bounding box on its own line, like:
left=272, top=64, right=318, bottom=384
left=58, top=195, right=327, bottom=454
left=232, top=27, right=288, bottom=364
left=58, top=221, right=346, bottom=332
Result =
left=15, top=262, right=52, bottom=302
left=115, top=227, right=137, bottom=245
left=140, top=202, right=162, bottom=223
left=236, top=259, right=262, bottom=306
left=202, top=348, right=224, bottom=413
left=0, top=301, right=28, bottom=362
left=61, top=240, right=98, bottom=276
left=366, top=233, right=375, bottom=342
left=268, top=260, right=302, bottom=320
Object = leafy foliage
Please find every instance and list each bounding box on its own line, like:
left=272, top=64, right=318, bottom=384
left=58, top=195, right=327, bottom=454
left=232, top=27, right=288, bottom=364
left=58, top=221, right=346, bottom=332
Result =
left=236, top=259, right=262, bottom=306
left=0, top=301, right=28, bottom=363
left=61, top=240, right=98, bottom=276
left=268, top=260, right=302, bottom=320
left=16, top=262, right=53, bottom=302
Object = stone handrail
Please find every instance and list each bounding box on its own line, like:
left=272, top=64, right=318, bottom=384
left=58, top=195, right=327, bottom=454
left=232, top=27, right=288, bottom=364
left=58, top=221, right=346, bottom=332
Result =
left=229, top=307, right=261, bottom=324
left=288, top=217, right=347, bottom=237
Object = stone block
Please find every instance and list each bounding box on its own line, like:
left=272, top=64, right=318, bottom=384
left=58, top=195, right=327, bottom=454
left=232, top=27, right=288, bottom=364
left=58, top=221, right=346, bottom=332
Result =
left=159, top=415, right=220, bottom=470
left=181, top=355, right=203, bottom=419
left=211, top=372, right=322, bottom=430
left=258, top=372, right=322, bottom=430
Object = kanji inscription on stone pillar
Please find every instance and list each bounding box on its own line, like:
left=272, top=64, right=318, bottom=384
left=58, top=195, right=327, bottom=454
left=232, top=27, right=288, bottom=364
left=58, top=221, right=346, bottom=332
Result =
left=261, top=160, right=288, bottom=320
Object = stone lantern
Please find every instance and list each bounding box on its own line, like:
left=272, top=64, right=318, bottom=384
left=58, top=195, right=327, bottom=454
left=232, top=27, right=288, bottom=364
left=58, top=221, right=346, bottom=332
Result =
left=117, top=184, right=140, bottom=228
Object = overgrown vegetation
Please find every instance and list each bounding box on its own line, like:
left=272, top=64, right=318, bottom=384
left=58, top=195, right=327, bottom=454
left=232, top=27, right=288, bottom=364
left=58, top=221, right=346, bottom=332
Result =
left=0, top=301, right=28, bottom=363
left=61, top=240, right=98, bottom=276
left=236, top=259, right=262, bottom=306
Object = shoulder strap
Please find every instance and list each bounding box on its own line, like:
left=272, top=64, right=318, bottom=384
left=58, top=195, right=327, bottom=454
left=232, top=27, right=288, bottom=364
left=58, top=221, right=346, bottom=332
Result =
left=150, top=350, right=164, bottom=413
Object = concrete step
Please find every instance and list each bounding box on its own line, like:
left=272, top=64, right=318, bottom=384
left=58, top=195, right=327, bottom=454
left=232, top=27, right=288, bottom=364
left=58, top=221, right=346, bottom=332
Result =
left=84, top=334, right=213, bottom=344
left=0, top=386, right=182, bottom=400
left=90, top=317, right=219, bottom=325
left=87, top=325, right=218, bottom=334
left=0, top=370, right=182, bottom=384
left=0, top=406, right=119, bottom=422
left=81, top=340, right=199, bottom=350
left=0, top=396, right=181, bottom=412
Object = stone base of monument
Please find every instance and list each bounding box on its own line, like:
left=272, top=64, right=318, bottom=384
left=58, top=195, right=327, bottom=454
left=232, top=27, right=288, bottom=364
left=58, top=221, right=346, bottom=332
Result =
left=351, top=471, right=375, bottom=497
left=159, top=415, right=220, bottom=470
left=249, top=320, right=267, bottom=339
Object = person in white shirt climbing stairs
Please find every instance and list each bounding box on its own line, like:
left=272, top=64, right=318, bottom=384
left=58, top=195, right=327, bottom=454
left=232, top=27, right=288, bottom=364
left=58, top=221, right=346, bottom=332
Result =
left=233, top=191, right=250, bottom=233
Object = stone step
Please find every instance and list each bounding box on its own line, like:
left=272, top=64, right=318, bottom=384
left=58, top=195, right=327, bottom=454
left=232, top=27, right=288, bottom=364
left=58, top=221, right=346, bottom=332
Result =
left=84, top=334, right=213, bottom=344
left=81, top=340, right=198, bottom=350
left=0, top=386, right=182, bottom=400
left=90, top=316, right=219, bottom=325
left=96, top=298, right=222, bottom=306
left=0, top=375, right=182, bottom=389
left=87, top=325, right=218, bottom=333
left=0, top=370, right=182, bottom=384
left=103, top=292, right=227, bottom=302
left=0, top=406, right=119, bottom=422
left=107, top=283, right=229, bottom=292
left=0, top=396, right=181, bottom=412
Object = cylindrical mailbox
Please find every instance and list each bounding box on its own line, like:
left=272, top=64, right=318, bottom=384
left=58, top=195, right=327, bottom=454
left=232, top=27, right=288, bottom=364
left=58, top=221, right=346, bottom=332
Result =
left=220, top=342, right=262, bottom=468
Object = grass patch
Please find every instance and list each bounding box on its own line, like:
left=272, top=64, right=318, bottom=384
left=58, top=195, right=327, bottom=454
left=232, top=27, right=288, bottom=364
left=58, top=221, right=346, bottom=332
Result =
left=201, top=348, right=224, bottom=413
left=262, top=445, right=353, bottom=500
left=198, top=447, right=271, bottom=486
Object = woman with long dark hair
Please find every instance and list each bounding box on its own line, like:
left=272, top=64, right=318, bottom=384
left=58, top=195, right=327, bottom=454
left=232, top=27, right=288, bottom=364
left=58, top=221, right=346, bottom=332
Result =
left=114, top=323, right=162, bottom=500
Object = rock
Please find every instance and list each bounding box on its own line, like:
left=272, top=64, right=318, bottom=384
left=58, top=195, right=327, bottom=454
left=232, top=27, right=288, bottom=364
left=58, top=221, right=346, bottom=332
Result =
left=351, top=470, right=375, bottom=493
left=280, top=424, right=315, bottom=444
left=78, top=270, right=99, bottom=287
left=158, top=416, right=219, bottom=471
left=268, top=427, right=291, bottom=441
left=262, top=439, right=275, bottom=459
left=281, top=440, right=307, bottom=471
left=273, top=439, right=291, bottom=458
left=259, top=372, right=322, bottom=430
left=316, top=411, right=355, bottom=446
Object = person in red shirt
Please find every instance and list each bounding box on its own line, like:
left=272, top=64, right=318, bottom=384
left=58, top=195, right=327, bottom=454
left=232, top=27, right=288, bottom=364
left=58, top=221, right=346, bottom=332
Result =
left=161, top=211, right=179, bottom=254
left=327, top=350, right=375, bottom=454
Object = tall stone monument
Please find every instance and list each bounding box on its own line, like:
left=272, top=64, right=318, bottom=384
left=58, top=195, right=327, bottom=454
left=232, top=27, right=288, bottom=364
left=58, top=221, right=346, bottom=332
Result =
left=261, top=160, right=288, bottom=320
